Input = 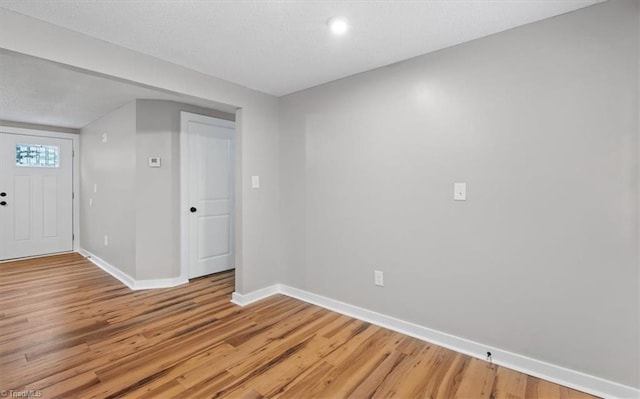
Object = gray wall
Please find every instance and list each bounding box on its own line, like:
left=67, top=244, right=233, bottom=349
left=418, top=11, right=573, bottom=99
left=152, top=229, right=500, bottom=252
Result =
left=135, top=100, right=234, bottom=280
left=80, top=101, right=137, bottom=277
left=279, top=0, right=639, bottom=388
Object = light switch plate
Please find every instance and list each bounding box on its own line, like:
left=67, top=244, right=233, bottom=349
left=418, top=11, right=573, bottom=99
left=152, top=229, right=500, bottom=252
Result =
left=251, top=176, right=260, bottom=189
left=454, top=183, right=466, bottom=201
left=374, top=270, right=384, bottom=287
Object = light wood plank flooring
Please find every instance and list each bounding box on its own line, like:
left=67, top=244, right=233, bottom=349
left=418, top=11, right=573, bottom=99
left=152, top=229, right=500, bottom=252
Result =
left=0, top=253, right=598, bottom=399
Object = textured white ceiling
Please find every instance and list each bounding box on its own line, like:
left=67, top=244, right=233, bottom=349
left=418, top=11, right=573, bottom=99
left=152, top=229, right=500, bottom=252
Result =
left=0, top=0, right=602, bottom=96
left=0, top=51, right=232, bottom=128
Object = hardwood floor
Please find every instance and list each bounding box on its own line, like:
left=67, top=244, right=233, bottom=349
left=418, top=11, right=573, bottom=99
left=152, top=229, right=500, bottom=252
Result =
left=0, top=253, right=598, bottom=399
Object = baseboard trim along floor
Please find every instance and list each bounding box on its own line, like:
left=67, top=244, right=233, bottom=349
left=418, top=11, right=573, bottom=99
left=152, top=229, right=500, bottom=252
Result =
left=232, top=285, right=639, bottom=399
left=73, top=249, right=638, bottom=398
left=78, top=249, right=188, bottom=290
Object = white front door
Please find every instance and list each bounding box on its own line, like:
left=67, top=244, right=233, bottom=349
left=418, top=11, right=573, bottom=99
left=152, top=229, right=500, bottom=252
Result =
left=182, top=112, right=235, bottom=279
left=0, top=133, right=73, bottom=260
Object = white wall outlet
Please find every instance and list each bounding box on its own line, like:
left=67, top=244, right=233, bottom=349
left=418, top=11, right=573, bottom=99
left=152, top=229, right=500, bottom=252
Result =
left=374, top=270, right=384, bottom=287
left=251, top=175, right=260, bottom=189
left=101, top=133, right=108, bottom=143
left=93, top=183, right=98, bottom=193
left=104, top=235, right=109, bottom=247
left=89, top=198, right=93, bottom=208
left=454, top=182, right=466, bottom=201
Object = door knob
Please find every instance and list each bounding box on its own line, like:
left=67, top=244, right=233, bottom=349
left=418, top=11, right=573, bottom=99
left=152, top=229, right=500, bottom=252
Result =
left=0, top=192, right=5, bottom=197
left=190, top=207, right=197, bottom=213
left=0, top=201, right=6, bottom=206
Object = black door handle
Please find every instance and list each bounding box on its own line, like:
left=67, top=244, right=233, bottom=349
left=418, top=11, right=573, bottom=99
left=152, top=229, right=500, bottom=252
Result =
left=0, top=192, right=5, bottom=197
left=0, top=201, right=6, bottom=206
left=190, top=207, right=197, bottom=213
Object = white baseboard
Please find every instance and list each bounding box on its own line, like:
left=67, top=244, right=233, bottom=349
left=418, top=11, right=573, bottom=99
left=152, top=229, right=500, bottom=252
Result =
left=132, top=277, right=188, bottom=290
left=232, top=284, right=639, bottom=399
left=78, top=248, right=135, bottom=289
left=77, top=249, right=187, bottom=290
left=231, top=284, right=281, bottom=306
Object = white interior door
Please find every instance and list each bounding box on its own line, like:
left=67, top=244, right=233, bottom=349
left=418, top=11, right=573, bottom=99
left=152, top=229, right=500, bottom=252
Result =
left=183, top=113, right=235, bottom=279
left=0, top=133, right=73, bottom=260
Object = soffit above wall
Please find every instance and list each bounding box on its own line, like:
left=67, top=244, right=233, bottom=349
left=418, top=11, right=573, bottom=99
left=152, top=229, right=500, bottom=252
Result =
left=0, top=51, right=236, bottom=129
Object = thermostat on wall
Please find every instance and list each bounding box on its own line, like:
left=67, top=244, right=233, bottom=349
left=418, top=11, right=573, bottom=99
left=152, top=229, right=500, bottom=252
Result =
left=148, top=157, right=161, bottom=168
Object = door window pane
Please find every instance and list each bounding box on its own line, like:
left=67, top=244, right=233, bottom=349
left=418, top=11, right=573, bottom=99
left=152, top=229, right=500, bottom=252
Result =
left=16, top=144, right=60, bottom=168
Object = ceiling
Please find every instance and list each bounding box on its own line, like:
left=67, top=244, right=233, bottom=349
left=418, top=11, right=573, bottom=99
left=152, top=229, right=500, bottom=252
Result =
left=0, top=51, right=233, bottom=128
left=0, top=0, right=603, bottom=97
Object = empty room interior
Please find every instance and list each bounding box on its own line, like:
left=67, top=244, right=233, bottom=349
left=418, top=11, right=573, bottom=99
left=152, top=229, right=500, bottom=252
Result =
left=0, top=0, right=638, bottom=398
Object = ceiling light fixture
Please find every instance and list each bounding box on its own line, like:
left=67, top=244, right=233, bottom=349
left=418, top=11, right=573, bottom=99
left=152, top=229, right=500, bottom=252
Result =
left=328, top=17, right=348, bottom=35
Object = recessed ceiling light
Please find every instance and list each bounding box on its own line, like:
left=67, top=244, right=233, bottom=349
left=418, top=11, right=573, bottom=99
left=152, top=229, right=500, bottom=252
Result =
left=328, top=17, right=348, bottom=35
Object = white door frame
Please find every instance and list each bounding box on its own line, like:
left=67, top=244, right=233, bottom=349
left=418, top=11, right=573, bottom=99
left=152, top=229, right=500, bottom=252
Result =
left=179, top=112, right=236, bottom=281
left=0, top=126, right=80, bottom=256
